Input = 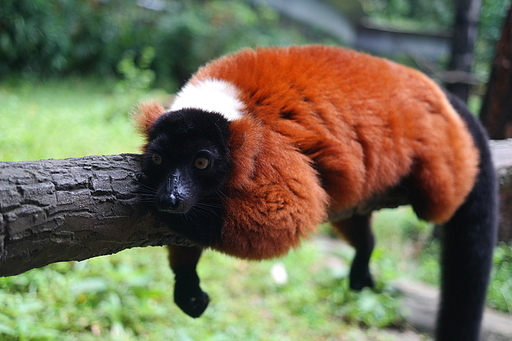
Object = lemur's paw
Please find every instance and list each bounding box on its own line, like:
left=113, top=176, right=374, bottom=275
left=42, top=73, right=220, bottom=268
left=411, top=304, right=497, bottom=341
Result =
left=349, top=269, right=375, bottom=291
left=175, top=289, right=210, bottom=318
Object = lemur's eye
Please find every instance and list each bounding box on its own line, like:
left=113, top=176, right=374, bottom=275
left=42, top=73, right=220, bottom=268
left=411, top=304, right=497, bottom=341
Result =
left=152, top=153, right=162, bottom=165
left=194, top=157, right=210, bottom=170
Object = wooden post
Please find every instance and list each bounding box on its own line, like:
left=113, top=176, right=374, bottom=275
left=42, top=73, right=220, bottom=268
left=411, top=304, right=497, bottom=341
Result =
left=445, top=0, right=482, bottom=102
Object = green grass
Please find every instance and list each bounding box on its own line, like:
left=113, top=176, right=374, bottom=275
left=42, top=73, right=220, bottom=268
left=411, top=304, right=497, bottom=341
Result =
left=0, top=77, right=157, bottom=161
left=0, top=244, right=408, bottom=341
left=0, top=78, right=510, bottom=340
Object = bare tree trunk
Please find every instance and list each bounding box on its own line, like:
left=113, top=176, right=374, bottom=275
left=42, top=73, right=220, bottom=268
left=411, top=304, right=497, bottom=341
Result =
left=480, top=5, right=512, bottom=140
left=0, top=154, right=192, bottom=277
left=445, top=0, right=482, bottom=102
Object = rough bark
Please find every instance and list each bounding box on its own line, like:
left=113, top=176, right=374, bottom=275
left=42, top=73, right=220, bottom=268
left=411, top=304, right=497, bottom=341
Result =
left=1, top=139, right=511, bottom=278
left=480, top=6, right=512, bottom=140
left=0, top=154, right=192, bottom=277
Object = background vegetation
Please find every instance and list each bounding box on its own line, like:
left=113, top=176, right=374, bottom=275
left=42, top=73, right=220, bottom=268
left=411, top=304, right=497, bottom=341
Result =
left=360, top=0, right=509, bottom=79
left=1, top=0, right=511, bottom=339
left=1, top=0, right=509, bottom=89
left=0, top=0, right=318, bottom=91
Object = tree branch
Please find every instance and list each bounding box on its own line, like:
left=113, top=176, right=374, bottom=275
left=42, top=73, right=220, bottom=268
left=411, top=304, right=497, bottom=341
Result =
left=0, top=154, right=192, bottom=277
left=1, top=139, right=511, bottom=277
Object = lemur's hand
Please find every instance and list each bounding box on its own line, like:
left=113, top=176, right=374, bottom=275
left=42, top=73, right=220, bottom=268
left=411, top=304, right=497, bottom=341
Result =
left=174, top=272, right=209, bottom=318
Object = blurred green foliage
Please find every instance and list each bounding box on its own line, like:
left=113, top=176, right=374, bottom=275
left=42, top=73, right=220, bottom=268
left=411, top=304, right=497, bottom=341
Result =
left=360, top=0, right=510, bottom=79
left=115, top=46, right=156, bottom=94
left=1, top=0, right=509, bottom=89
left=0, top=0, right=310, bottom=91
left=360, top=0, right=455, bottom=32
left=475, top=0, right=510, bottom=78
left=0, top=244, right=407, bottom=341
left=488, top=243, right=512, bottom=314
left=0, top=78, right=168, bottom=161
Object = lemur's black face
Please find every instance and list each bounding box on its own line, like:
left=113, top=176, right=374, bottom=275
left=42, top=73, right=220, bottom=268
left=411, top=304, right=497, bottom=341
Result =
left=139, top=109, right=231, bottom=217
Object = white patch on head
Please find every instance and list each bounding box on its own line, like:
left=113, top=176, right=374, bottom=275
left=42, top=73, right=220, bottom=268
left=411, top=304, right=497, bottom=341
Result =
left=170, top=79, right=244, bottom=121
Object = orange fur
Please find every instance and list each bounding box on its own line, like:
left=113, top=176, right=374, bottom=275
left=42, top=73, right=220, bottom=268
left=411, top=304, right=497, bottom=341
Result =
left=190, top=45, right=479, bottom=225
left=137, top=45, right=479, bottom=260
left=134, top=101, right=166, bottom=150
left=216, top=116, right=329, bottom=259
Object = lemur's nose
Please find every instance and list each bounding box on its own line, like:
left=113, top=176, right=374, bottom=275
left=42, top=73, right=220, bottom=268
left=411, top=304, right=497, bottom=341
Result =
left=157, top=192, right=185, bottom=213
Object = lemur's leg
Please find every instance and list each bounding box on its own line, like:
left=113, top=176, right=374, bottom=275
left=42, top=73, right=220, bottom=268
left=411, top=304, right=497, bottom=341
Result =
left=168, top=245, right=209, bottom=318
left=331, top=215, right=375, bottom=290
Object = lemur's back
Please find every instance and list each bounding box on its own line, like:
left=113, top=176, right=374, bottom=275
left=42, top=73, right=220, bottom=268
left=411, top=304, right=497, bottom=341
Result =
left=185, top=45, right=478, bottom=223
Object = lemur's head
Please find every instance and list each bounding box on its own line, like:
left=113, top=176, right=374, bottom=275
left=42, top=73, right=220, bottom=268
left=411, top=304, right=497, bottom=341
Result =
left=138, top=108, right=231, bottom=214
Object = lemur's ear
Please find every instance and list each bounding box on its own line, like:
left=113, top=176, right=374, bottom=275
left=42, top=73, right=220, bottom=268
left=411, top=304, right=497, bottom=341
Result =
left=134, top=101, right=166, bottom=136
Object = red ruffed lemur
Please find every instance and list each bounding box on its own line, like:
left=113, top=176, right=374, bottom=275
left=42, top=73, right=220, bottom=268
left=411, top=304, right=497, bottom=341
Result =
left=135, top=45, right=497, bottom=341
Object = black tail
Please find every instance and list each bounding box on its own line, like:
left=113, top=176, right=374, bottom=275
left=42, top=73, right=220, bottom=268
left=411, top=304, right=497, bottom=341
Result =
left=436, top=93, right=498, bottom=340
